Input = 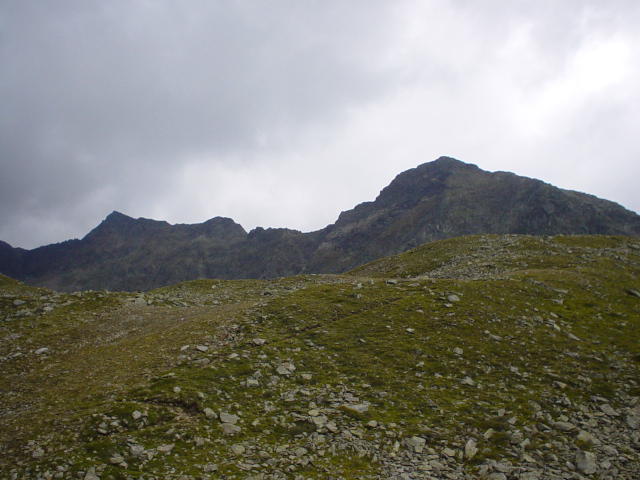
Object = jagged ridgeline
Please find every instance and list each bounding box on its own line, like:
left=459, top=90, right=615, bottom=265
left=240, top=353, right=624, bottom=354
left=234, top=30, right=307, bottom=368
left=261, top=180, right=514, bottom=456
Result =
left=2, top=157, right=640, bottom=292
left=1, top=234, right=639, bottom=479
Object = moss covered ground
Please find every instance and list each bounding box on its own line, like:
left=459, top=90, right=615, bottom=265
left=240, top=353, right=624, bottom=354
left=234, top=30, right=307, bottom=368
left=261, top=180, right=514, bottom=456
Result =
left=1, top=234, right=639, bottom=479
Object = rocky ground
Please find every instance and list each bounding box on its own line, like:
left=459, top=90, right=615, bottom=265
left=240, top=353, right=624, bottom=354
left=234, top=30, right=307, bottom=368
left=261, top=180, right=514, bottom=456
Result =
left=1, top=234, right=639, bottom=479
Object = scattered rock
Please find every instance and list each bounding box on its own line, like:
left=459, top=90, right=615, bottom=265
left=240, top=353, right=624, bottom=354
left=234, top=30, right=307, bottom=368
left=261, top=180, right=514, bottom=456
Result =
left=156, top=444, right=174, bottom=454
left=84, top=468, right=100, bottom=480
left=600, top=404, right=620, bottom=416
left=220, top=412, right=240, bottom=424
left=554, top=421, right=575, bottom=432
left=230, top=444, right=245, bottom=455
left=276, top=362, right=296, bottom=375
left=485, top=474, right=507, bottom=480
left=528, top=400, right=542, bottom=412
left=220, top=423, right=242, bottom=434
left=442, top=447, right=456, bottom=457
left=575, top=450, right=598, bottom=475
left=460, top=376, right=476, bottom=387
left=626, top=414, right=640, bottom=429
left=345, top=403, right=369, bottom=414
left=203, top=407, right=217, bottom=419
left=405, top=436, right=426, bottom=453
left=246, top=378, right=260, bottom=387
left=464, top=438, right=478, bottom=459
left=130, top=445, right=145, bottom=457
left=577, top=430, right=600, bottom=446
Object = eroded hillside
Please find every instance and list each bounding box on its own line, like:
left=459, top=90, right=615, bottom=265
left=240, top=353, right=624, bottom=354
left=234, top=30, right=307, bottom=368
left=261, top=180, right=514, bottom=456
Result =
left=1, top=235, right=639, bottom=479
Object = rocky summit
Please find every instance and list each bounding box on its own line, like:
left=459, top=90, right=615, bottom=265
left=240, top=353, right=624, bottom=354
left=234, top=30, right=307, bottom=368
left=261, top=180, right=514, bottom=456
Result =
left=1, top=234, right=639, bottom=479
left=2, top=157, right=640, bottom=292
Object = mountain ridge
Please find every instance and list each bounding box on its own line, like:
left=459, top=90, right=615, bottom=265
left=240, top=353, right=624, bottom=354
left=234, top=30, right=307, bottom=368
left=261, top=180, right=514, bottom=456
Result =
left=1, top=156, right=639, bottom=292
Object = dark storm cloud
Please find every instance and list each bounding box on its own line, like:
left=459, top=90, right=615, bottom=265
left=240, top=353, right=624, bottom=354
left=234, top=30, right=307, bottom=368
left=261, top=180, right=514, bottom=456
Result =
left=3, top=0, right=395, bottom=156
left=1, top=1, right=398, bottom=246
left=1, top=1, right=640, bottom=248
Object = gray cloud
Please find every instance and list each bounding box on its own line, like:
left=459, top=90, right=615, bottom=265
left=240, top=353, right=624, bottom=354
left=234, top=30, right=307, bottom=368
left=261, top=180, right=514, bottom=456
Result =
left=2, top=1, right=640, bottom=248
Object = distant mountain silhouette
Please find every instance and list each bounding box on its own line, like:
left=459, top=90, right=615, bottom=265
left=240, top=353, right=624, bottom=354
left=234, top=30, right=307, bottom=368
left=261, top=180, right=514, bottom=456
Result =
left=2, top=157, right=639, bottom=291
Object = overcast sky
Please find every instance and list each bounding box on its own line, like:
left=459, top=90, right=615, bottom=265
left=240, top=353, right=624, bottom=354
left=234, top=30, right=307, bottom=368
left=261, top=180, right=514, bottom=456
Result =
left=2, top=1, right=640, bottom=249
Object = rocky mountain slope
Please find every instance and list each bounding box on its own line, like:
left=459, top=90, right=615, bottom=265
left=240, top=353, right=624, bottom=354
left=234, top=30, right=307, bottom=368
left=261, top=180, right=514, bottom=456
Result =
left=1, top=234, right=639, bottom=479
left=2, top=157, right=640, bottom=292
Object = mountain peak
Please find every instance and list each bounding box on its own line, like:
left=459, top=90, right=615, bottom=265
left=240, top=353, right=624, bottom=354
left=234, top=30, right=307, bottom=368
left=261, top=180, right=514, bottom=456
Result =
left=430, top=155, right=465, bottom=166
left=103, top=210, right=135, bottom=224
left=415, top=156, right=481, bottom=174
left=372, top=156, right=478, bottom=209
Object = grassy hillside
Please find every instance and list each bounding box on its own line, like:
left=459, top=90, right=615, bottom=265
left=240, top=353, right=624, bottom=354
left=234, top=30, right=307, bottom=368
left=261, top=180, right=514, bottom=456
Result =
left=1, top=235, right=639, bottom=479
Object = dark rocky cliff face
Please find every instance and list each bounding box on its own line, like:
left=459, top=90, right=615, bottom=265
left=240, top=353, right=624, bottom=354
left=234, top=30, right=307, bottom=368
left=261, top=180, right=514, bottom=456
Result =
left=2, top=157, right=639, bottom=291
left=305, top=157, right=640, bottom=273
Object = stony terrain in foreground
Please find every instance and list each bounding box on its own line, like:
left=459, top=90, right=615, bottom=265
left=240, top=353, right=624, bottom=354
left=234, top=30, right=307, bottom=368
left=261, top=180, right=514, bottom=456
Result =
left=1, top=234, right=639, bottom=479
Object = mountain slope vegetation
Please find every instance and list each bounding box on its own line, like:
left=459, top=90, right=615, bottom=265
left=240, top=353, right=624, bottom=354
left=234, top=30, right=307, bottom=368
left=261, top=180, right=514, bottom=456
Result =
left=1, top=234, right=639, bottom=479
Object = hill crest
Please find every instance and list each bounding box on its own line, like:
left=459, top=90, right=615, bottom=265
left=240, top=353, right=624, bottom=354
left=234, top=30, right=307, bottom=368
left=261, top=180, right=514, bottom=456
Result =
left=1, top=234, right=639, bottom=478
